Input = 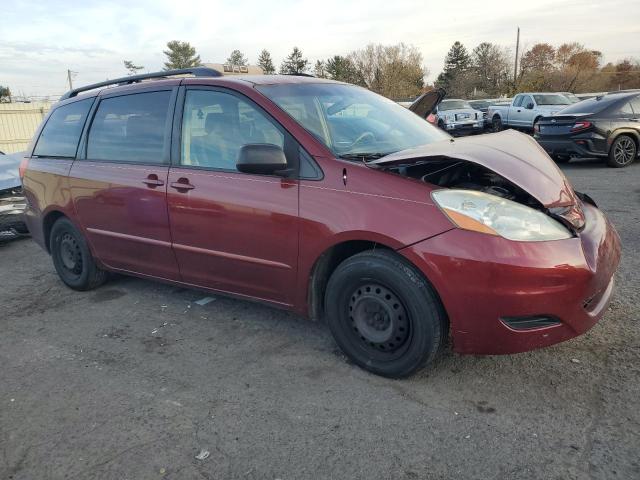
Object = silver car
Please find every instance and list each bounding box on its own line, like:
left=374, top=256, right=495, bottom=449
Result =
left=435, top=99, right=485, bottom=135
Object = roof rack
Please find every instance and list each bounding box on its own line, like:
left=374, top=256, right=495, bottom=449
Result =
left=285, top=73, right=316, bottom=78
left=59, top=67, right=223, bottom=100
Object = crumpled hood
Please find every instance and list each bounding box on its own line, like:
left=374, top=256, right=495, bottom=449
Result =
left=372, top=129, right=579, bottom=210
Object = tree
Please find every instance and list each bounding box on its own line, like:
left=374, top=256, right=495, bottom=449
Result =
left=518, top=43, right=557, bottom=90
left=163, top=40, right=201, bottom=70
left=349, top=43, right=426, bottom=99
left=470, top=43, right=511, bottom=97
left=313, top=60, right=327, bottom=78
left=325, top=55, right=361, bottom=84
left=226, top=49, right=247, bottom=66
left=123, top=60, right=144, bottom=75
left=257, top=49, right=275, bottom=74
left=279, top=47, right=309, bottom=74
left=436, top=41, right=472, bottom=96
left=0, top=85, right=11, bottom=103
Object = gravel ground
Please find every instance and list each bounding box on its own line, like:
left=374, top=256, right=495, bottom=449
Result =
left=1, top=158, right=638, bottom=480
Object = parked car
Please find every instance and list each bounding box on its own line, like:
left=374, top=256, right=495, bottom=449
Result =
left=535, top=91, right=640, bottom=167
left=488, top=93, right=572, bottom=132
left=409, top=92, right=484, bottom=135
left=0, top=151, right=29, bottom=238
left=21, top=68, right=621, bottom=377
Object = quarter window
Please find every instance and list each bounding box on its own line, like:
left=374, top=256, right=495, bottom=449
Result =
left=33, top=99, right=93, bottom=158
left=87, top=91, right=172, bottom=163
left=629, top=98, right=640, bottom=115
left=181, top=90, right=284, bottom=170
left=513, top=95, right=524, bottom=107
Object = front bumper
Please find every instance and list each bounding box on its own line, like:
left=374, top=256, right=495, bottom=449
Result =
left=443, top=121, right=484, bottom=135
left=400, top=202, right=621, bottom=355
left=0, top=187, right=28, bottom=237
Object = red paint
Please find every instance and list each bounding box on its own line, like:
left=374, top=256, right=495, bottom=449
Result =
left=22, top=75, right=621, bottom=356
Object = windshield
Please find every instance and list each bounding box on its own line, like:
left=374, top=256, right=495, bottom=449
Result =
left=439, top=100, right=473, bottom=110
left=533, top=94, right=571, bottom=106
left=469, top=100, right=490, bottom=109
left=257, top=83, right=449, bottom=157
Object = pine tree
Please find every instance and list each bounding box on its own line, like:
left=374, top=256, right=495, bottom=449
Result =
left=314, top=60, right=326, bottom=78
left=123, top=60, right=144, bottom=75
left=279, top=47, right=309, bottom=74
left=436, top=41, right=471, bottom=94
left=257, top=49, right=275, bottom=75
left=226, top=49, right=247, bottom=66
left=163, top=40, right=202, bottom=70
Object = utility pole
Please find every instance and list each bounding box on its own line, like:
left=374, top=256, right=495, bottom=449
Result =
left=67, top=69, right=74, bottom=90
left=514, top=27, right=520, bottom=86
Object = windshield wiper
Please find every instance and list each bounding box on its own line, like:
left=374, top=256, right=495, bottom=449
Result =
left=338, top=152, right=389, bottom=161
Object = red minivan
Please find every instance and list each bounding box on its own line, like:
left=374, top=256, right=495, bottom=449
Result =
left=21, top=68, right=621, bottom=377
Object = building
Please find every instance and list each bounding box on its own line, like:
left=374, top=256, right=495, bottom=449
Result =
left=203, top=63, right=264, bottom=76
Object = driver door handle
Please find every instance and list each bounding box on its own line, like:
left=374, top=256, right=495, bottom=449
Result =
left=142, top=174, right=164, bottom=187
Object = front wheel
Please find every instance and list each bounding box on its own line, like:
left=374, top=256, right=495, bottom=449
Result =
left=50, top=217, right=108, bottom=290
left=607, top=135, right=637, bottom=168
left=325, top=250, right=446, bottom=378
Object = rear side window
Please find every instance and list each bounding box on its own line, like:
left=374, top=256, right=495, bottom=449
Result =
left=617, top=102, right=634, bottom=116
left=87, top=91, right=171, bottom=163
left=33, top=99, right=93, bottom=158
left=631, top=97, right=640, bottom=115
left=513, top=95, right=523, bottom=107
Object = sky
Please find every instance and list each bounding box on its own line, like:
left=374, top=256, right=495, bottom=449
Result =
left=1, top=0, right=639, bottom=99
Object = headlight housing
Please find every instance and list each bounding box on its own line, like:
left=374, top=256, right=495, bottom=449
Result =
left=432, top=189, right=573, bottom=241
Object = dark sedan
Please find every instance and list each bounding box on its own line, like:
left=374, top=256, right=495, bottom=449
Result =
left=534, top=91, right=640, bottom=167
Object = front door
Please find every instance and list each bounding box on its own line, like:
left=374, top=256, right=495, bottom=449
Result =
left=69, top=88, right=181, bottom=280
left=167, top=87, right=299, bottom=306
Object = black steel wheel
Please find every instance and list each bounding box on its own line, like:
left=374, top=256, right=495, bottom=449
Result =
left=607, top=135, right=637, bottom=168
left=325, top=250, right=446, bottom=378
left=50, top=217, right=108, bottom=290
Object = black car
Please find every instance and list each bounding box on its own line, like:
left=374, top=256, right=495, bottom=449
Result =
left=534, top=91, right=640, bottom=167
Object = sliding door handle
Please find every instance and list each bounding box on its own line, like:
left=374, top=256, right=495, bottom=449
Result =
left=170, top=178, right=195, bottom=191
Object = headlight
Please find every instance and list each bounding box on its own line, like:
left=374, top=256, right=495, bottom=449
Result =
left=432, top=189, right=573, bottom=241
left=445, top=114, right=453, bottom=122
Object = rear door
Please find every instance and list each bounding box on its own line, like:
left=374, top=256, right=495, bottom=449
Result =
left=69, top=87, right=181, bottom=280
left=167, top=87, right=300, bottom=306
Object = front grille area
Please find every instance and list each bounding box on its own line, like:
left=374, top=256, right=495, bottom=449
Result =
left=500, top=315, right=562, bottom=331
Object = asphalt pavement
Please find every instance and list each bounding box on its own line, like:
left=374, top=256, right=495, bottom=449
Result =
left=1, top=157, right=638, bottom=480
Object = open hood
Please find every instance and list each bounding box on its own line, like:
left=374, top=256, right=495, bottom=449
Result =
left=409, top=88, right=446, bottom=119
left=372, top=129, right=579, bottom=210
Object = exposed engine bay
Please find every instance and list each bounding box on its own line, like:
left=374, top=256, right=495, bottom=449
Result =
left=384, top=158, right=542, bottom=209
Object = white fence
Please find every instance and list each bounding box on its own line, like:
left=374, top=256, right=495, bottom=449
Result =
left=0, top=102, right=52, bottom=154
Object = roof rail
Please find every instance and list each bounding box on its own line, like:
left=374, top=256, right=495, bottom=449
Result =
left=59, top=67, right=223, bottom=101
left=285, top=73, right=315, bottom=78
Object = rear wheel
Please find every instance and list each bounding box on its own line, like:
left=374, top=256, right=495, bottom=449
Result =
left=325, top=250, right=446, bottom=378
left=492, top=116, right=503, bottom=132
left=607, top=135, right=637, bottom=168
left=552, top=154, right=570, bottom=163
left=50, top=217, right=108, bottom=290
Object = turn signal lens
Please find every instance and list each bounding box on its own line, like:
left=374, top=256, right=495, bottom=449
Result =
left=19, top=157, right=29, bottom=181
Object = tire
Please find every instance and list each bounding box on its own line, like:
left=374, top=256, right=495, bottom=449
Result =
left=50, top=217, right=108, bottom=291
left=325, top=250, right=446, bottom=378
left=437, top=120, right=446, bottom=131
left=607, top=135, right=637, bottom=168
left=492, top=116, right=503, bottom=132
left=552, top=154, right=570, bottom=164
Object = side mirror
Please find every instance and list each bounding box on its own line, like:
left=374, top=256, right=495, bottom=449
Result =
left=526, top=102, right=535, bottom=110
left=236, top=144, right=288, bottom=175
